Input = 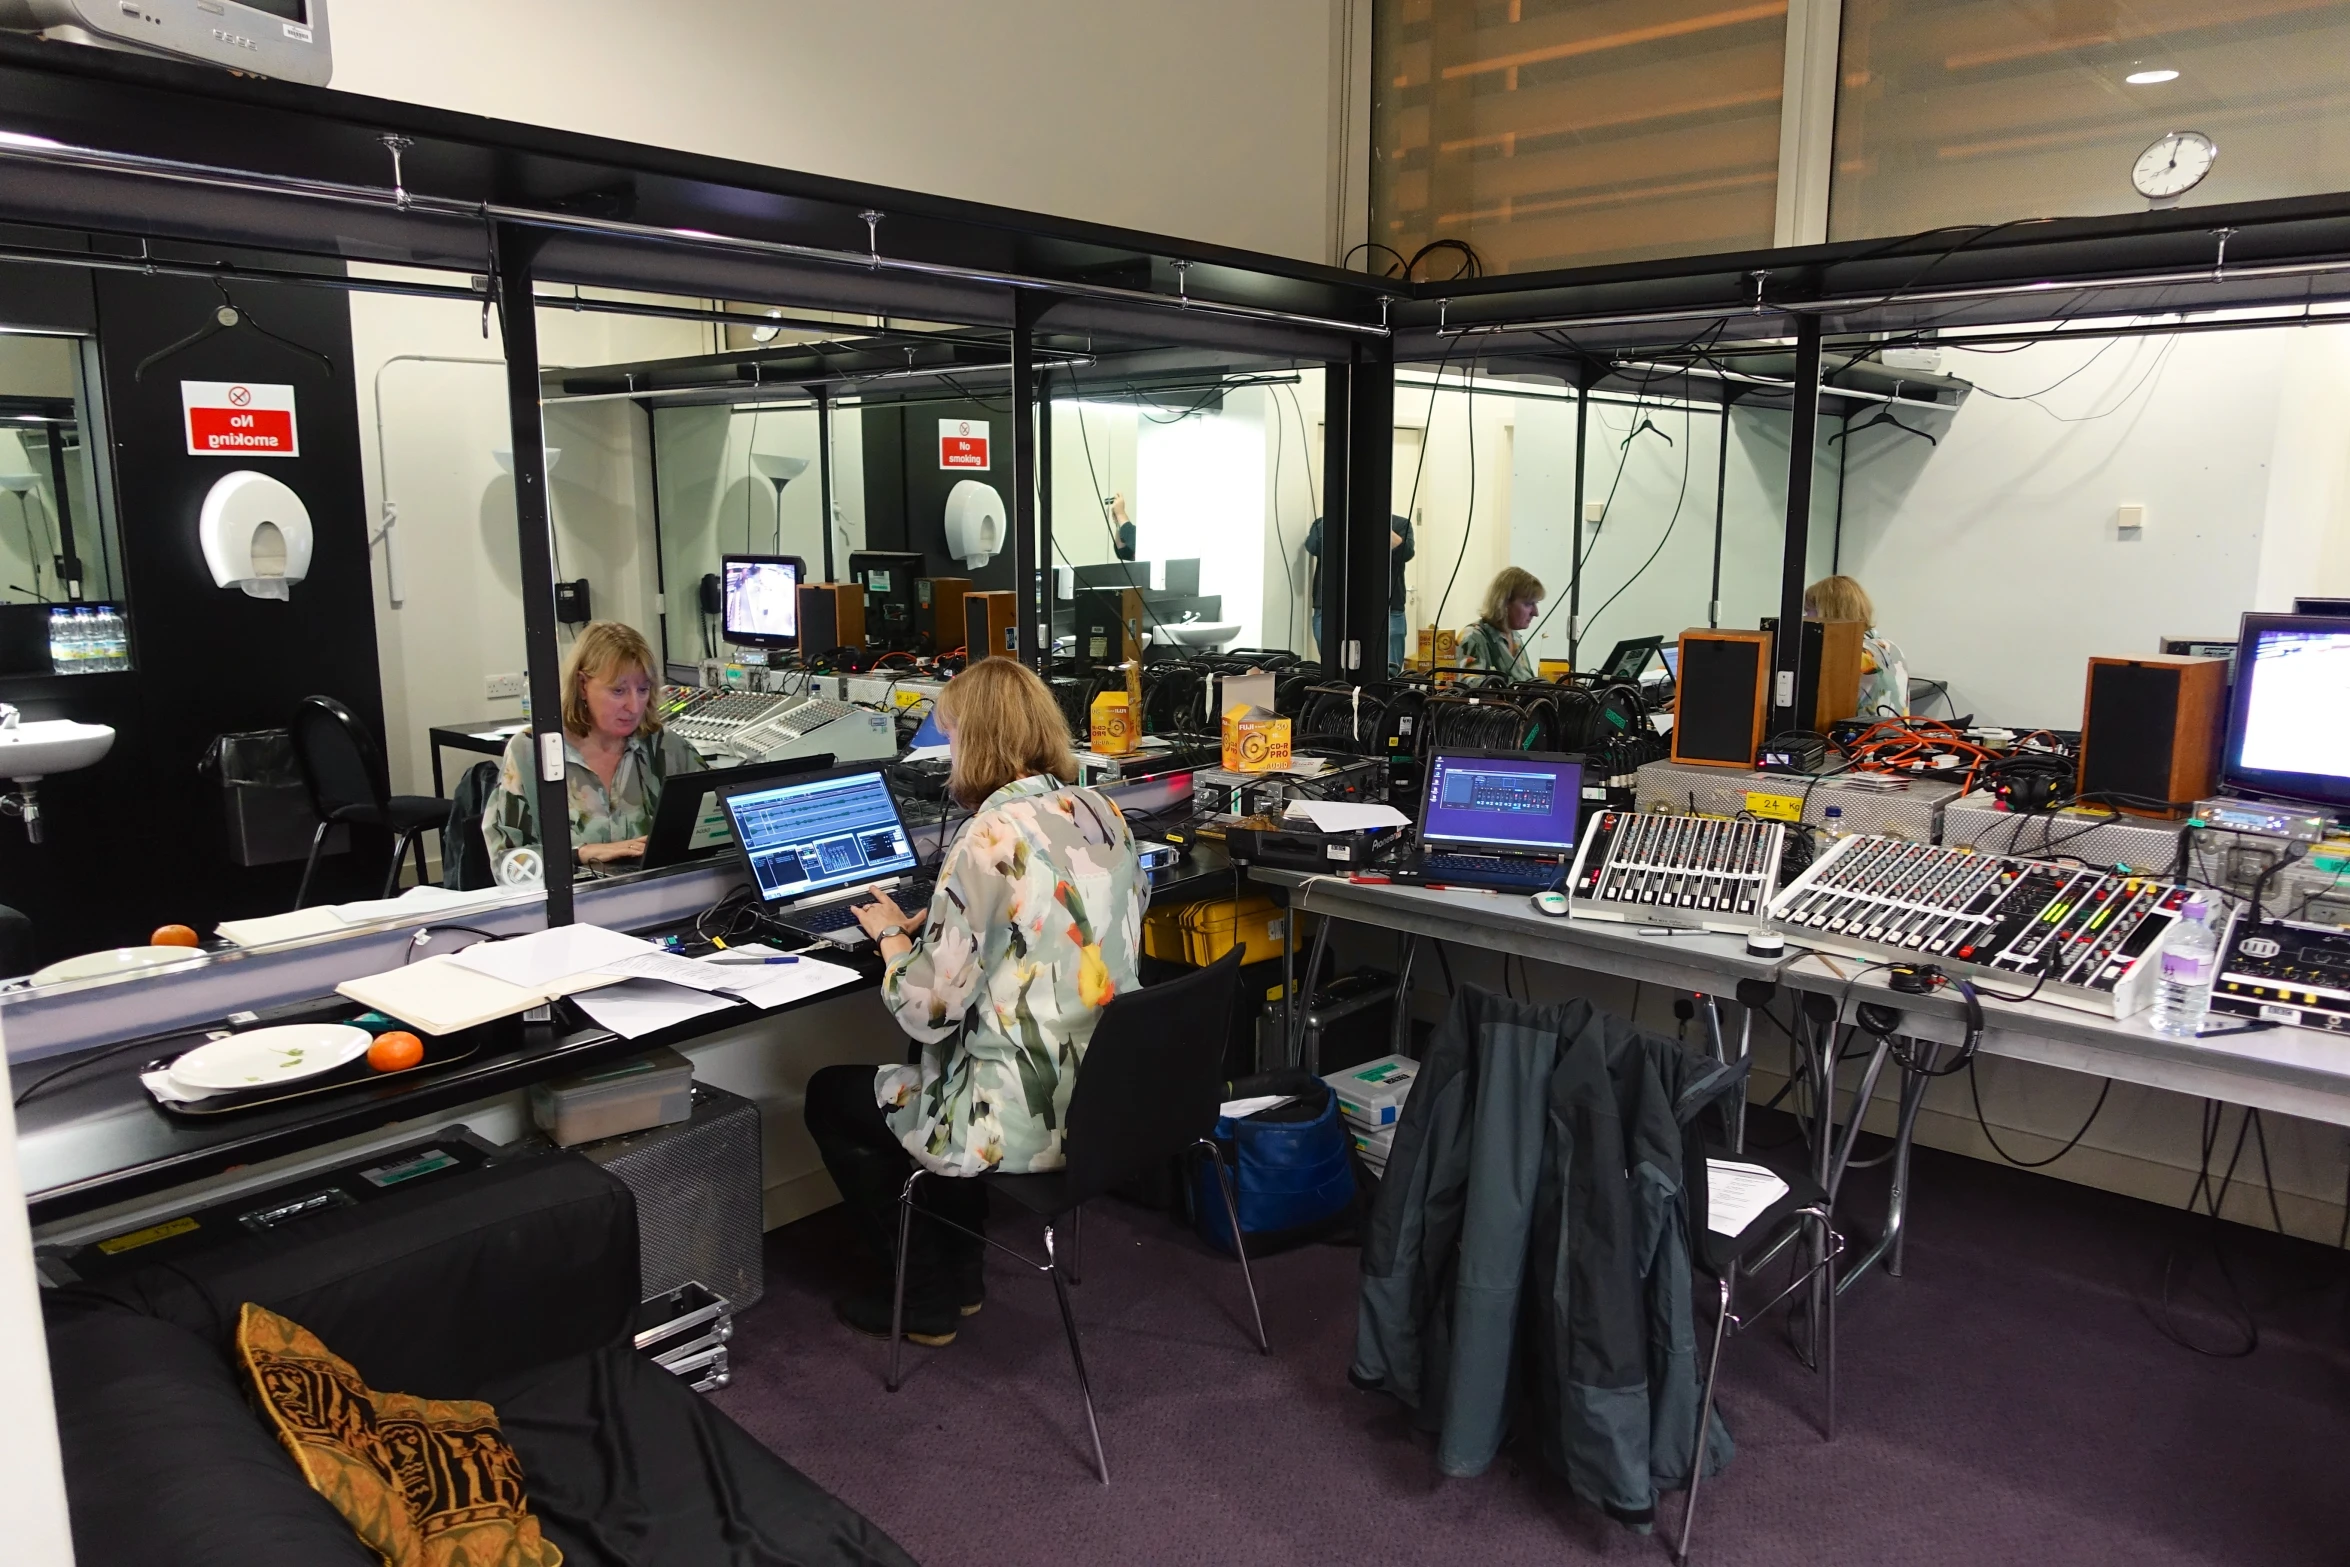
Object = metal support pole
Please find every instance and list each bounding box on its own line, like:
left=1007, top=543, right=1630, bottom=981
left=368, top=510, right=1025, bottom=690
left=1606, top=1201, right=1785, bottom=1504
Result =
left=1568, top=361, right=1589, bottom=666
left=1773, top=316, right=1823, bottom=731
left=1037, top=366, right=1054, bottom=679
left=1011, top=294, right=1041, bottom=667
left=1708, top=381, right=1731, bottom=628
left=1319, top=365, right=1352, bottom=669
left=1830, top=409, right=1849, bottom=575
left=815, top=386, right=837, bottom=583
left=1341, top=352, right=1394, bottom=679
left=492, top=223, right=574, bottom=922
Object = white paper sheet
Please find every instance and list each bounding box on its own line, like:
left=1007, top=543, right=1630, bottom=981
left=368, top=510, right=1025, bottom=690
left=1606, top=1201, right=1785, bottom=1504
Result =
left=571, top=979, right=740, bottom=1040
left=1218, top=1093, right=1295, bottom=1120
left=1282, top=799, right=1411, bottom=832
left=444, top=923, right=657, bottom=990
left=594, top=949, right=763, bottom=994
left=1705, top=1159, right=1791, bottom=1237
left=903, top=744, right=952, bottom=763
left=723, top=957, right=861, bottom=1010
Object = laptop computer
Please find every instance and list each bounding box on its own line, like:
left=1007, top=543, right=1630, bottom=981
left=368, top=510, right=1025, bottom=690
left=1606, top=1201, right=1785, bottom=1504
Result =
left=1398, top=748, right=1585, bottom=892
left=1596, top=636, right=1665, bottom=685
left=717, top=764, right=936, bottom=947
left=642, top=754, right=835, bottom=869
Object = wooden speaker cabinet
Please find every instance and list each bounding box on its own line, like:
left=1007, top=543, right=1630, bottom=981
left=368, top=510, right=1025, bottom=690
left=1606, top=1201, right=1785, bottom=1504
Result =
left=1671, top=628, right=1772, bottom=768
left=1812, top=619, right=1865, bottom=726
left=796, top=582, right=866, bottom=653
left=1073, top=587, right=1145, bottom=671
left=915, top=577, right=972, bottom=651
left=964, top=590, right=1018, bottom=661
left=2078, top=654, right=2228, bottom=816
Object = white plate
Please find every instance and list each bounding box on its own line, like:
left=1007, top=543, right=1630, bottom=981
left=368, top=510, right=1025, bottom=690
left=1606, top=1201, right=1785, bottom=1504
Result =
left=168, top=1023, right=377, bottom=1091
left=30, top=946, right=207, bottom=986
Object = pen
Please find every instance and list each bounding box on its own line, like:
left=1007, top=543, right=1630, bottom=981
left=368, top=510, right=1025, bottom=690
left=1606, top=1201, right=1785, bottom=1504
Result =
left=706, top=953, right=800, bottom=965
left=1635, top=926, right=1711, bottom=937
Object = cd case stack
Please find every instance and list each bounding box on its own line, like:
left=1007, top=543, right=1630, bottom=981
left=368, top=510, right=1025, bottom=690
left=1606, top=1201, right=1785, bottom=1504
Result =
left=1322, top=1054, right=1417, bottom=1177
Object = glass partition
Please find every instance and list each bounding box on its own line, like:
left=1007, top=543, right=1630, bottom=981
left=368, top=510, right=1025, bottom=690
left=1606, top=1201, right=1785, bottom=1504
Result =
left=0, top=330, right=118, bottom=611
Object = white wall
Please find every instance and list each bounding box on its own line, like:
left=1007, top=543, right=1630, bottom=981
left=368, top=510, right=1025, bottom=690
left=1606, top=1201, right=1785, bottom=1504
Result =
left=327, top=0, right=1356, bottom=264
left=1135, top=393, right=1268, bottom=648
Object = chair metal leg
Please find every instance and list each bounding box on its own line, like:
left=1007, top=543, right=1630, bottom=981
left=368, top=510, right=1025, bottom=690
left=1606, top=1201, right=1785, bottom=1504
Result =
left=1201, top=1140, right=1269, bottom=1353
left=1819, top=1211, right=1838, bottom=1442
left=382, top=829, right=415, bottom=897
left=885, top=1172, right=921, bottom=1393
left=1044, top=1224, right=1109, bottom=1485
left=1066, top=1202, right=1082, bottom=1286
left=293, top=819, right=330, bottom=910
left=1675, top=1267, right=1735, bottom=1564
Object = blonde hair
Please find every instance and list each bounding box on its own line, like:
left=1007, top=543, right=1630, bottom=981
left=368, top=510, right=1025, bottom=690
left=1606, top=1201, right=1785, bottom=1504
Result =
left=1479, top=566, right=1546, bottom=628
left=1803, top=575, right=1875, bottom=628
left=941, top=658, right=1077, bottom=808
left=561, top=621, right=663, bottom=740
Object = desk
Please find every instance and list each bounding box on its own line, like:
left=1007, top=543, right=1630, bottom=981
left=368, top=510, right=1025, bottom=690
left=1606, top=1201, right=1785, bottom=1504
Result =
left=1256, top=868, right=2350, bottom=1284
left=428, top=718, right=527, bottom=796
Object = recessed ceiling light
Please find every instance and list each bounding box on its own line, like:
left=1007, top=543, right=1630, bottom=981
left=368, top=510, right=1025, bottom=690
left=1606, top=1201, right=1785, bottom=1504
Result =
left=2126, top=69, right=2181, bottom=85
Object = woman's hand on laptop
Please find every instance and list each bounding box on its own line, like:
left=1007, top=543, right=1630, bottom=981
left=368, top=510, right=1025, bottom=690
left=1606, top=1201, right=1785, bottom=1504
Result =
left=853, top=893, right=926, bottom=955
left=577, top=837, right=647, bottom=866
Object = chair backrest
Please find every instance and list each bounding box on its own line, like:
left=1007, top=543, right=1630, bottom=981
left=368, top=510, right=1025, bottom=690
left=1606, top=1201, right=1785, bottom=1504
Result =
left=290, top=695, right=389, bottom=818
left=1060, top=947, right=1245, bottom=1206
left=443, top=760, right=501, bottom=891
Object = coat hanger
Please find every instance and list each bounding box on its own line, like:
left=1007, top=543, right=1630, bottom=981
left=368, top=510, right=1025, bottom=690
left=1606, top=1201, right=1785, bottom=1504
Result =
left=1619, top=413, right=1674, bottom=449
left=134, top=280, right=336, bottom=382
left=1828, top=382, right=1938, bottom=447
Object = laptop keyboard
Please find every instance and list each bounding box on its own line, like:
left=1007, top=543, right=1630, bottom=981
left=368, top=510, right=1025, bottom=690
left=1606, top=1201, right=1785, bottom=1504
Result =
left=1422, top=854, right=1560, bottom=888
left=780, top=876, right=937, bottom=936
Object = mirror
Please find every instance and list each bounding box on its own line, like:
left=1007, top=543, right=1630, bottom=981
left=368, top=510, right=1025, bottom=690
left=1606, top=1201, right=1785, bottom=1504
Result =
left=0, top=331, right=118, bottom=611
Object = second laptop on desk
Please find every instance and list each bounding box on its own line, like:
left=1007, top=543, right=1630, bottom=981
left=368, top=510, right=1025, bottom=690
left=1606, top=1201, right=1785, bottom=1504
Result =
left=1389, top=748, right=1584, bottom=893
left=717, top=763, right=936, bottom=947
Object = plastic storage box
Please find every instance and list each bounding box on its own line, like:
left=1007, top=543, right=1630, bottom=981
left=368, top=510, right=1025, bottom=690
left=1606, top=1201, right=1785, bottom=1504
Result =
left=1323, top=1053, right=1417, bottom=1129
left=530, top=1047, right=695, bottom=1148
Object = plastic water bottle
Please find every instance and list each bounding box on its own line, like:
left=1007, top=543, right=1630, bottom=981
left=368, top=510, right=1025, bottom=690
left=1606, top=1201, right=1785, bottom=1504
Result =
left=72, top=606, right=98, bottom=674
left=2150, top=898, right=2220, bottom=1038
left=101, top=607, right=129, bottom=671
left=46, top=608, right=71, bottom=673
left=1823, top=804, right=1847, bottom=839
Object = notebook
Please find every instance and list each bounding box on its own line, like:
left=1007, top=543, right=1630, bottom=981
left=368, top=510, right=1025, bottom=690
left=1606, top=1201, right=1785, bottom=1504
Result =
left=336, top=953, right=626, bottom=1036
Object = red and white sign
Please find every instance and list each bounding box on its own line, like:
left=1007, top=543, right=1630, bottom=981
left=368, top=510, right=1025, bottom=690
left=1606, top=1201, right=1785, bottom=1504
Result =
left=939, top=417, right=989, bottom=471
left=182, top=380, right=299, bottom=458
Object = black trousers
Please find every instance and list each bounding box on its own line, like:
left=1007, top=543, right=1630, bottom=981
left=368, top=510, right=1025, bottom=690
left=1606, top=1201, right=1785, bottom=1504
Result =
left=804, top=1063, right=987, bottom=1303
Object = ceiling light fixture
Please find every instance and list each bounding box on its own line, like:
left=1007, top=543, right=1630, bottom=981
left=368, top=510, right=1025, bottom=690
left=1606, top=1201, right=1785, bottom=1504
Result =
left=2126, top=68, right=2181, bottom=85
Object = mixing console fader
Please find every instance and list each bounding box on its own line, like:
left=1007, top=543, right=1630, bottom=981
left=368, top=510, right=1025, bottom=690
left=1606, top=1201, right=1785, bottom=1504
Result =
left=1767, top=835, right=2200, bottom=1019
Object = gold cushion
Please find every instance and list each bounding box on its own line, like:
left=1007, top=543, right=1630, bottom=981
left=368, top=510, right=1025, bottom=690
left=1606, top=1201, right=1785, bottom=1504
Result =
left=237, top=1302, right=562, bottom=1567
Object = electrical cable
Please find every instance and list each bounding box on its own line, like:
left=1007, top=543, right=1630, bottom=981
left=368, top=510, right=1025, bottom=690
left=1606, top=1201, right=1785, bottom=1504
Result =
left=1575, top=389, right=1696, bottom=649
left=1968, top=1064, right=2112, bottom=1168
left=1429, top=347, right=1479, bottom=631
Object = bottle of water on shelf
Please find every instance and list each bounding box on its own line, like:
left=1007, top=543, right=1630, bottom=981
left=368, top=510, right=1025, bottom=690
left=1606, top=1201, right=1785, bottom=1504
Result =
left=2150, top=898, right=2220, bottom=1038
left=71, top=606, right=98, bottom=674
left=100, top=607, right=129, bottom=671
left=1822, top=804, right=1847, bottom=839
left=46, top=607, right=73, bottom=674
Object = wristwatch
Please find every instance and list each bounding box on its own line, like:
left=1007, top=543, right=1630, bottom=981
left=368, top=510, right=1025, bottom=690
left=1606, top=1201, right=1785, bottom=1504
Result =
left=876, top=924, right=906, bottom=942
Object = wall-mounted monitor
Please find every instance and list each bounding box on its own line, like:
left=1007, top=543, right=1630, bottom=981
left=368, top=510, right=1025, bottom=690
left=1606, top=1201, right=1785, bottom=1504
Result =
left=721, top=554, right=802, bottom=649
left=2220, top=613, right=2350, bottom=813
left=0, top=0, right=334, bottom=85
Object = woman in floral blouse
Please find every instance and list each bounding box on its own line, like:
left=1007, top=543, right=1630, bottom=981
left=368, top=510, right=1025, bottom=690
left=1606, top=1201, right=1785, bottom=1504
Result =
left=480, top=621, right=701, bottom=878
left=804, top=657, right=1145, bottom=1346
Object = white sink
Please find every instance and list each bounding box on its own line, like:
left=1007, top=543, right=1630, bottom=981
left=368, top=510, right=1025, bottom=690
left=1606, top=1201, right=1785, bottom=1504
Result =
left=0, top=720, right=115, bottom=781
left=1154, top=621, right=1244, bottom=650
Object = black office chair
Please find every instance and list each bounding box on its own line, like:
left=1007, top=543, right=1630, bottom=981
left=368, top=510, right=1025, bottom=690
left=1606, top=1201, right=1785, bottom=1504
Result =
left=289, top=695, right=455, bottom=908
left=884, top=946, right=1265, bottom=1485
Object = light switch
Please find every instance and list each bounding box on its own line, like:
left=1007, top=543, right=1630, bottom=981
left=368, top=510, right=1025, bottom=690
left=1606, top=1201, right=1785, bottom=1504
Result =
left=2117, top=503, right=2146, bottom=534
left=1584, top=500, right=1606, bottom=526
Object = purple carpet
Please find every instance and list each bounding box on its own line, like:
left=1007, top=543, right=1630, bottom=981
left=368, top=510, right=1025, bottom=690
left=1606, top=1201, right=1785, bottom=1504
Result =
left=709, top=1133, right=2350, bottom=1566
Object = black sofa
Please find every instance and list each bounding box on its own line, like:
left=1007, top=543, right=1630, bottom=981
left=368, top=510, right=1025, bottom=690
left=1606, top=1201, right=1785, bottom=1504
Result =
left=42, top=1149, right=917, bottom=1567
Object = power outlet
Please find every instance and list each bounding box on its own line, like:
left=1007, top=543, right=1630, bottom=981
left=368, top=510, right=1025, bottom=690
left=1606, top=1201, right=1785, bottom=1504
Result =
left=485, top=672, right=524, bottom=700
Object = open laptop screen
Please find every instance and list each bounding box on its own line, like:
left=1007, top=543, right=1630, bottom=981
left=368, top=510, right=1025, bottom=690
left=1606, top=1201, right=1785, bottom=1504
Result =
left=721, top=768, right=919, bottom=905
left=1420, top=750, right=1584, bottom=853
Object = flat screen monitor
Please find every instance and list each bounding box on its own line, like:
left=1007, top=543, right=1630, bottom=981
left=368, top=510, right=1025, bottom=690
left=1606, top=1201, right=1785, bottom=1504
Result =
left=2220, top=613, right=2350, bottom=811
left=1418, top=749, right=1585, bottom=853
left=642, top=754, right=836, bottom=869
left=719, top=766, right=920, bottom=907
left=2295, top=597, right=2350, bottom=616
left=721, top=554, right=803, bottom=647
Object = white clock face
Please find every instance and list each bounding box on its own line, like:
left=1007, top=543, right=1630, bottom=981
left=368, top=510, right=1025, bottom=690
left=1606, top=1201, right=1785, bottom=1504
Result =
left=2133, top=131, right=2217, bottom=198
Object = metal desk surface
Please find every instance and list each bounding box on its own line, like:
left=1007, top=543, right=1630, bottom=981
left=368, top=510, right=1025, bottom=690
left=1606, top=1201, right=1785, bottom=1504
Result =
left=1259, top=869, right=2350, bottom=1130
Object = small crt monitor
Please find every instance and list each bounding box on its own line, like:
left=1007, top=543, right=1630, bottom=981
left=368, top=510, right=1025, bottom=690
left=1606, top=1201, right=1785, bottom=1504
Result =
left=722, top=554, right=803, bottom=648
left=1419, top=749, right=1585, bottom=853
left=719, top=767, right=919, bottom=906
left=2221, top=612, right=2350, bottom=812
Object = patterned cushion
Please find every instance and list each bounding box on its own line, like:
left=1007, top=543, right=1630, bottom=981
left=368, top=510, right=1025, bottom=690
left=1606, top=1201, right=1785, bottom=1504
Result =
left=236, top=1302, right=561, bottom=1567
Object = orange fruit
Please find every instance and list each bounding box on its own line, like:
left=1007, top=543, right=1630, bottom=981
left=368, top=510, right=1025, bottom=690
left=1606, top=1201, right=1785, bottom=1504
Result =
left=368, top=1031, right=425, bottom=1073
left=151, top=924, right=200, bottom=948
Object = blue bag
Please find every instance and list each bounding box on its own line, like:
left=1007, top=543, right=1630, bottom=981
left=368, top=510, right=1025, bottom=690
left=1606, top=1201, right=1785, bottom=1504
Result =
left=1192, top=1069, right=1356, bottom=1257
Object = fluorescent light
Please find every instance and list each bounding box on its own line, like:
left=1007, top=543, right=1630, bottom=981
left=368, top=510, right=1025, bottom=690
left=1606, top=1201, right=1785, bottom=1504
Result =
left=2126, top=68, right=2180, bottom=84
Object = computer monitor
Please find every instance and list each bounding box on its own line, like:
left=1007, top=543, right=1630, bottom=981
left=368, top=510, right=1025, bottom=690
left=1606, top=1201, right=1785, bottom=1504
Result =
left=1659, top=644, right=1681, bottom=680
left=2293, top=597, right=2350, bottom=616
left=642, top=754, right=836, bottom=869
left=718, top=765, right=920, bottom=907
left=721, top=554, right=803, bottom=648
left=1596, top=636, right=1664, bottom=684
left=1417, top=749, right=1585, bottom=854
left=2220, top=612, right=2350, bottom=812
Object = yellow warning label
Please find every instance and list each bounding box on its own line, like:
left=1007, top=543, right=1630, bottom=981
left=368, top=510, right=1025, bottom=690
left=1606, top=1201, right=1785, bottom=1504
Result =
left=96, top=1215, right=199, bottom=1255
left=1744, top=791, right=1803, bottom=823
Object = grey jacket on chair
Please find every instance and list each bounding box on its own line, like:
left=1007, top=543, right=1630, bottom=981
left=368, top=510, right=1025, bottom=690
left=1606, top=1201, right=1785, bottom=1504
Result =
left=1351, top=987, right=1740, bottom=1530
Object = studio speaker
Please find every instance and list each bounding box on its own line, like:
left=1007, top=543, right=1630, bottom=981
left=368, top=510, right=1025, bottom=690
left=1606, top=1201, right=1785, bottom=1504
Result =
left=1757, top=617, right=1866, bottom=727
left=1073, top=587, right=1145, bottom=672
left=1672, top=628, right=1772, bottom=767
left=915, top=577, right=972, bottom=651
left=796, top=582, right=866, bottom=653
left=964, top=590, right=1018, bottom=661
left=2078, top=654, right=2227, bottom=816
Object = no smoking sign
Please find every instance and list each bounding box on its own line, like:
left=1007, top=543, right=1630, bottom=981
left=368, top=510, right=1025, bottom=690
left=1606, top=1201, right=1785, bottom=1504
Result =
left=183, top=380, right=300, bottom=457
left=938, top=417, right=989, bottom=471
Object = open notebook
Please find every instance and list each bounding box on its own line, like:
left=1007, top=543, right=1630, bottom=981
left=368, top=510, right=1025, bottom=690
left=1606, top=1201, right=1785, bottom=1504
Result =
left=336, top=953, right=627, bottom=1036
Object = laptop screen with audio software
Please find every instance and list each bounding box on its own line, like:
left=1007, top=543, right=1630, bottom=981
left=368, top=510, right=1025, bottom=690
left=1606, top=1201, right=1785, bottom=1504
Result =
left=720, top=768, right=919, bottom=905
left=1419, top=750, right=1584, bottom=853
